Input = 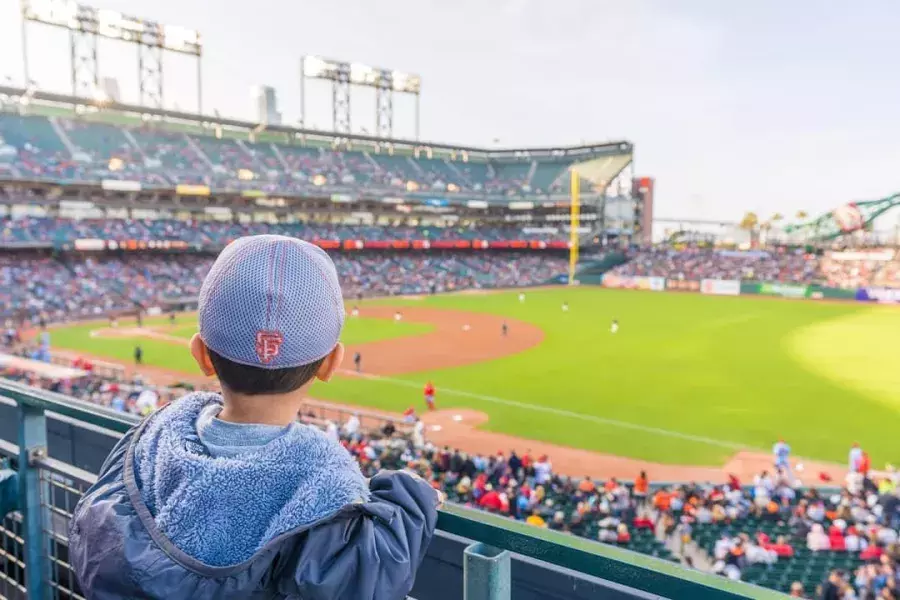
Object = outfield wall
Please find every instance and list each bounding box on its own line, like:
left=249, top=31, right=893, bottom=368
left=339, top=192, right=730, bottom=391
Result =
left=599, top=275, right=895, bottom=304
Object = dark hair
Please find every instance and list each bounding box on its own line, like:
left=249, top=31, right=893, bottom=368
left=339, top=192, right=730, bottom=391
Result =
left=208, top=349, right=325, bottom=395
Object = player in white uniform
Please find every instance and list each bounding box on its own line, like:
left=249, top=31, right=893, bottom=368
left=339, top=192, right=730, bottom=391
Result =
left=561, top=302, right=569, bottom=312
left=610, top=319, right=619, bottom=334
left=518, top=292, right=526, bottom=303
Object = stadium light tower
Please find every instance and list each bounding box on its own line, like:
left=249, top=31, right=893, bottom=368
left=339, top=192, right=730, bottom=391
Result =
left=300, top=55, right=421, bottom=139
left=20, top=0, right=203, bottom=112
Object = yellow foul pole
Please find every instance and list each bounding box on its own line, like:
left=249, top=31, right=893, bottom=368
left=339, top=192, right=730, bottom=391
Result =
left=568, top=169, right=580, bottom=285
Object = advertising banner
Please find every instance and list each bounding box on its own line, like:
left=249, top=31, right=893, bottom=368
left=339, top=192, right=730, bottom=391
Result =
left=101, top=179, right=141, bottom=192
left=73, top=239, right=105, bottom=251
left=757, top=282, right=809, bottom=299
left=602, top=275, right=665, bottom=291
left=666, top=279, right=700, bottom=292
left=700, top=279, right=741, bottom=296
left=646, top=277, right=666, bottom=291
left=175, top=184, right=210, bottom=196
left=806, top=285, right=857, bottom=301
left=829, top=249, right=895, bottom=262
left=857, top=287, right=900, bottom=304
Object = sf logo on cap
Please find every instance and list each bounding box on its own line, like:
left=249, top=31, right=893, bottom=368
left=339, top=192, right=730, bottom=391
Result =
left=255, top=330, right=284, bottom=364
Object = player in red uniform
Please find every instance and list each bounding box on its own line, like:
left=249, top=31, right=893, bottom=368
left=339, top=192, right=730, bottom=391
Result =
left=424, top=381, right=436, bottom=410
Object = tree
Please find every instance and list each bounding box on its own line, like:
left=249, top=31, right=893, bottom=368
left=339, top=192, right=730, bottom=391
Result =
left=795, top=210, right=808, bottom=220
left=739, top=211, right=759, bottom=231
left=771, top=213, right=784, bottom=223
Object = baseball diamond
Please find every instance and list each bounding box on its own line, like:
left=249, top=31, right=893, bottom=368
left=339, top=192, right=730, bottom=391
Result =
left=41, top=287, right=900, bottom=472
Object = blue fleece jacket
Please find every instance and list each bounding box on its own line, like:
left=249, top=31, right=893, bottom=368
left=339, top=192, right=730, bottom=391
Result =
left=132, top=392, right=371, bottom=566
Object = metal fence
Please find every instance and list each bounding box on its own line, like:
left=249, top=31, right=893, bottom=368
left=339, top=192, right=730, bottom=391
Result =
left=0, top=379, right=787, bottom=600
left=1, top=440, right=26, bottom=600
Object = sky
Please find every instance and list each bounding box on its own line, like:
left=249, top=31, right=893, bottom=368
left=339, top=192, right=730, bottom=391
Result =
left=1, top=0, right=900, bottom=222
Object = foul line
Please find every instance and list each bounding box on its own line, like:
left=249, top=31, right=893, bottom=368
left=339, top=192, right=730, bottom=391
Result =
left=338, top=369, right=744, bottom=450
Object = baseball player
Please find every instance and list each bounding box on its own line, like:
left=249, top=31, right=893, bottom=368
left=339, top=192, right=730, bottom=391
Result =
left=424, top=381, right=436, bottom=411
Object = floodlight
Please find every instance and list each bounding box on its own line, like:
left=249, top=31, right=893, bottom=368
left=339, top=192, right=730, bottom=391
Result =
left=21, top=1, right=203, bottom=111
left=392, top=71, right=421, bottom=93
left=300, top=55, right=422, bottom=138
left=303, top=56, right=331, bottom=78
left=350, top=63, right=377, bottom=85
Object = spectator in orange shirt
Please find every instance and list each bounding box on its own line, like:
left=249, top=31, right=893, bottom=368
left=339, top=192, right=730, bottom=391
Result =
left=577, top=476, right=595, bottom=493
left=526, top=509, right=546, bottom=528
left=634, top=471, right=649, bottom=507
left=653, top=489, right=672, bottom=512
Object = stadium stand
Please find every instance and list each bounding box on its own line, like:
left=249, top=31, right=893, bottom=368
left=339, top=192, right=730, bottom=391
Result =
left=0, top=251, right=567, bottom=321
left=0, top=216, right=571, bottom=245
left=820, top=249, right=900, bottom=289
left=0, top=110, right=632, bottom=199
left=610, top=247, right=822, bottom=284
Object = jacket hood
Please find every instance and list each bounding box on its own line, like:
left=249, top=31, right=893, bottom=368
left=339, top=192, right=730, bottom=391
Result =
left=132, top=392, right=370, bottom=566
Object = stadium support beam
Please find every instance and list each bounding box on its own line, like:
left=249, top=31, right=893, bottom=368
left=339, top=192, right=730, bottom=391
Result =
left=301, top=55, right=421, bottom=139
left=21, top=0, right=202, bottom=112
left=332, top=63, right=351, bottom=135
left=138, top=43, right=163, bottom=109
left=69, top=27, right=98, bottom=99
left=375, top=70, right=393, bottom=138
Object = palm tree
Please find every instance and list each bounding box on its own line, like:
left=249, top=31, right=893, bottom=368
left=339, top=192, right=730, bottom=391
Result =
left=739, top=211, right=759, bottom=231
left=739, top=212, right=760, bottom=248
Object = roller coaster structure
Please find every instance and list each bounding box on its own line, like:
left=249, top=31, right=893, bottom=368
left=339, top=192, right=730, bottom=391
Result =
left=784, top=194, right=900, bottom=241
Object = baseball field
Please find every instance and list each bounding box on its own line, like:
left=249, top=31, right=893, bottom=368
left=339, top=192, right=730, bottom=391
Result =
left=47, top=287, right=900, bottom=473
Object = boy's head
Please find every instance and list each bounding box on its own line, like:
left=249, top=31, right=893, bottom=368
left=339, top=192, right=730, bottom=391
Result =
left=191, top=235, right=345, bottom=396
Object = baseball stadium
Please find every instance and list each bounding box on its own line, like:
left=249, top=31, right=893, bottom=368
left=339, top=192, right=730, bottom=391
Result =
left=1, top=3, right=900, bottom=600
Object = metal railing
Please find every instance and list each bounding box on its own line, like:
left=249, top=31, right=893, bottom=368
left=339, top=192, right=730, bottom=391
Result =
left=0, top=379, right=786, bottom=599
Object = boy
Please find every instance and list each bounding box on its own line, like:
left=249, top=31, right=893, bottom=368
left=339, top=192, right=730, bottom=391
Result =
left=69, top=235, right=441, bottom=599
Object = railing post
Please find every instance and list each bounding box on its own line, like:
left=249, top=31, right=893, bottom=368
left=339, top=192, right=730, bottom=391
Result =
left=463, top=542, right=511, bottom=600
left=18, top=403, right=49, bottom=599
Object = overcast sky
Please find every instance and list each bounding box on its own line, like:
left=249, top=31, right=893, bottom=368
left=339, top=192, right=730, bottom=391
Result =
left=1, top=0, right=900, bottom=222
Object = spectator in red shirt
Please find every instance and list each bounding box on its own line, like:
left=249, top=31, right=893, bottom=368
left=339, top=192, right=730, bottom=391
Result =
left=479, top=485, right=502, bottom=512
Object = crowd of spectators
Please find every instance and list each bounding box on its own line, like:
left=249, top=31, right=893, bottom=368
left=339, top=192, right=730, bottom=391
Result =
left=0, top=250, right=567, bottom=321
left=611, top=247, right=821, bottom=284
left=0, top=365, right=178, bottom=417
left=0, top=216, right=568, bottom=246
left=1, top=114, right=572, bottom=196
left=821, top=251, right=900, bottom=290
left=683, top=462, right=899, bottom=598
left=0, top=254, right=213, bottom=321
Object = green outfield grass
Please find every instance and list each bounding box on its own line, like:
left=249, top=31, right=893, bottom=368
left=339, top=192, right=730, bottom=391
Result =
left=49, top=288, right=900, bottom=467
